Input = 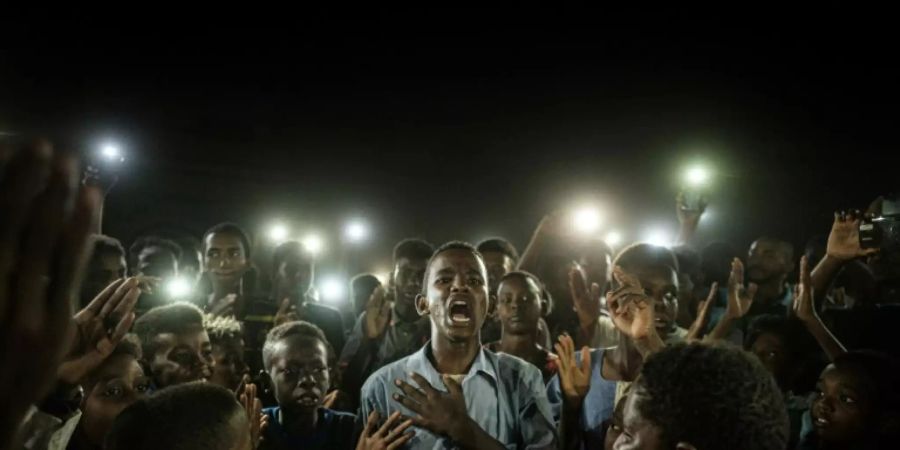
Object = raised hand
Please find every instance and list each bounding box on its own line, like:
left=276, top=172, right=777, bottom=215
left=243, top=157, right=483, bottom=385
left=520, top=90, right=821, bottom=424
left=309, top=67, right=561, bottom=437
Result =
left=274, top=297, right=300, bottom=326
left=685, top=282, right=717, bottom=341
left=364, top=286, right=392, bottom=339
left=356, top=411, right=415, bottom=450
left=58, top=277, right=141, bottom=384
left=724, top=258, right=757, bottom=320
left=553, top=334, right=592, bottom=407
left=826, top=211, right=878, bottom=260
left=393, top=373, right=471, bottom=440
left=0, top=140, right=98, bottom=449
left=569, top=265, right=602, bottom=330
left=792, top=256, right=818, bottom=324
left=239, top=382, right=266, bottom=449
left=676, top=191, right=708, bottom=224
left=606, top=267, right=655, bottom=340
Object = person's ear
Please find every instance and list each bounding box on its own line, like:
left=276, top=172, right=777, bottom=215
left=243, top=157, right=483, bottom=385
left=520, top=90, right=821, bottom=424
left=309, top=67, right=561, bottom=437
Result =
left=675, top=443, right=697, bottom=450
left=415, top=294, right=429, bottom=316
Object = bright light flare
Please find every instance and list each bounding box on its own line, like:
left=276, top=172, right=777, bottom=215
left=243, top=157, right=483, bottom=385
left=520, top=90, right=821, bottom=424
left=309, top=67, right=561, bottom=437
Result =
left=268, top=223, right=289, bottom=243
left=165, top=277, right=192, bottom=299
left=344, top=220, right=369, bottom=243
left=684, top=165, right=710, bottom=187
left=320, top=276, right=345, bottom=303
left=643, top=229, right=673, bottom=247
left=302, top=234, right=325, bottom=255
left=99, top=143, right=124, bottom=162
left=572, top=207, right=603, bottom=234
left=604, top=230, right=623, bottom=247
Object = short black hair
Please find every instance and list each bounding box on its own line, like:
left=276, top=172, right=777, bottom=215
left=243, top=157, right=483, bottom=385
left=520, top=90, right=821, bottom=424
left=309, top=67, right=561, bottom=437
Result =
left=133, top=302, right=205, bottom=359
left=614, top=243, right=679, bottom=275
left=752, top=236, right=795, bottom=261
left=262, top=320, right=335, bottom=372
left=129, top=235, right=183, bottom=270
left=350, top=273, right=381, bottom=297
left=498, top=270, right=553, bottom=316
left=744, top=314, right=810, bottom=357
left=105, top=382, right=245, bottom=450
left=422, top=241, right=485, bottom=287
left=392, top=238, right=435, bottom=265
left=476, top=238, right=520, bottom=264
left=671, top=245, right=700, bottom=276
left=90, top=234, right=126, bottom=259
left=634, top=342, right=789, bottom=450
left=204, top=314, right=243, bottom=347
left=202, top=222, right=252, bottom=259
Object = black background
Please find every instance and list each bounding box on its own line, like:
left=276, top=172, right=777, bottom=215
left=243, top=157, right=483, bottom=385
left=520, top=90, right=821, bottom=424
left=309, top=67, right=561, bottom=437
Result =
left=2, top=7, right=897, bottom=277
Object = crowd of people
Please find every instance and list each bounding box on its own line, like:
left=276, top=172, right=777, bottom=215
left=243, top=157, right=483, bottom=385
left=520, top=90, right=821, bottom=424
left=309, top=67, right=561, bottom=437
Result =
left=2, top=139, right=898, bottom=450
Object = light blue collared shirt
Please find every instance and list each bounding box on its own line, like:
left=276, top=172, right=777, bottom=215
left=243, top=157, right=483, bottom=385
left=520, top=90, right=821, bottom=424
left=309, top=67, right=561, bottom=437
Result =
left=359, top=343, right=558, bottom=450
left=546, top=348, right=617, bottom=450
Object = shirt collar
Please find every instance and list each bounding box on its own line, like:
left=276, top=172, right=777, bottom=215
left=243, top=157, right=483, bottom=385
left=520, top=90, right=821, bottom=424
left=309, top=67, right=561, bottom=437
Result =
left=405, top=342, right=498, bottom=389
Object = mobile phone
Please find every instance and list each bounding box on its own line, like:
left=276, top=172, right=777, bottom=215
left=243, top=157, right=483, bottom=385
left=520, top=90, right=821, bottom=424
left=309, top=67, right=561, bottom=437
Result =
left=859, top=218, right=882, bottom=249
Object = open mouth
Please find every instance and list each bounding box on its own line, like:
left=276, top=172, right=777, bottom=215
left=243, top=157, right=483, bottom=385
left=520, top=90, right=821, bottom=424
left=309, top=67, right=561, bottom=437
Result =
left=814, top=416, right=830, bottom=428
left=654, top=318, right=670, bottom=328
left=449, top=299, right=472, bottom=324
left=296, top=393, right=319, bottom=407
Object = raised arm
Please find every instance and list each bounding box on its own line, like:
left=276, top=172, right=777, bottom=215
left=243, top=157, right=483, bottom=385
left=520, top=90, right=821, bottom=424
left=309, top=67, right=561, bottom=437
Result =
left=794, top=256, right=847, bottom=361
left=706, top=258, right=757, bottom=342
left=811, top=211, right=878, bottom=305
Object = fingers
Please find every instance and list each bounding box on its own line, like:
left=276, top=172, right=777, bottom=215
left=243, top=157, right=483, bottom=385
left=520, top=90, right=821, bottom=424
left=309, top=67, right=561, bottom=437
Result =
left=408, top=372, right=440, bottom=396
left=800, top=255, right=812, bottom=288
left=277, top=297, right=291, bottom=316
left=83, top=278, right=126, bottom=316
left=386, top=431, right=415, bottom=450
left=14, top=151, right=79, bottom=333
left=107, top=311, right=136, bottom=346
left=580, top=346, right=592, bottom=374
left=441, top=375, right=463, bottom=397
left=568, top=265, right=587, bottom=298
left=730, top=258, right=744, bottom=287
left=392, top=393, right=424, bottom=416
left=364, top=411, right=380, bottom=438
left=48, top=186, right=99, bottom=333
left=746, top=283, right=758, bottom=302
left=102, top=277, right=141, bottom=319
left=705, top=282, right=719, bottom=303
left=376, top=410, right=405, bottom=437
left=395, top=378, right=428, bottom=404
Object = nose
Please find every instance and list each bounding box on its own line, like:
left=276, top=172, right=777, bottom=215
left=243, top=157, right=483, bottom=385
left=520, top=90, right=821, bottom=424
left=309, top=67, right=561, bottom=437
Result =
left=450, top=275, right=469, bottom=292
left=814, top=396, right=835, bottom=415
left=298, top=372, right=317, bottom=388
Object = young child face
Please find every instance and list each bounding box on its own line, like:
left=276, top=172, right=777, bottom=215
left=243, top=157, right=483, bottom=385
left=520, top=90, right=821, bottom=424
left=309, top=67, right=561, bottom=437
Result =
left=148, top=326, right=214, bottom=388
left=209, top=337, right=249, bottom=392
left=496, top=276, right=543, bottom=336
left=81, top=354, right=152, bottom=445
left=811, top=362, right=876, bottom=445
left=267, top=335, right=331, bottom=415
left=748, top=332, right=790, bottom=386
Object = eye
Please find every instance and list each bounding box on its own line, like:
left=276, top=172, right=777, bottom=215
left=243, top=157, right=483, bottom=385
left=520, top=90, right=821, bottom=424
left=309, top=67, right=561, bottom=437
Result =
left=436, top=277, right=451, bottom=285
left=103, top=386, right=124, bottom=398
left=840, top=395, right=857, bottom=404
left=136, top=382, right=152, bottom=394
left=468, top=277, right=483, bottom=285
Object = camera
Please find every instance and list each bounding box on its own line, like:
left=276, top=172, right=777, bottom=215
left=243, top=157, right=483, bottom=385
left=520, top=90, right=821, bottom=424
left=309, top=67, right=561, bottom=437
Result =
left=860, top=195, right=900, bottom=302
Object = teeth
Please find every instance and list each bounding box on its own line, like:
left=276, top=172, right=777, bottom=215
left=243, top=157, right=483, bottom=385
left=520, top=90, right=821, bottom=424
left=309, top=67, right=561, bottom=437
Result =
left=451, top=300, right=467, bottom=307
left=816, top=418, right=828, bottom=425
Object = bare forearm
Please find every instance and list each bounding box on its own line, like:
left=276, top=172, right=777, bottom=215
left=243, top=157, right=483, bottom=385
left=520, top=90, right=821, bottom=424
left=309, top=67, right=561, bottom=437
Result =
left=558, top=401, right=583, bottom=450
left=706, top=315, right=736, bottom=342
left=518, top=229, right=549, bottom=273
left=676, top=220, right=699, bottom=246
left=810, top=255, right=844, bottom=304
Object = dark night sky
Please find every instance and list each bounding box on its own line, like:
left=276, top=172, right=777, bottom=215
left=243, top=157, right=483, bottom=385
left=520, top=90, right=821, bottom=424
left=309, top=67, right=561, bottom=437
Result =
left=1, top=12, right=897, bottom=275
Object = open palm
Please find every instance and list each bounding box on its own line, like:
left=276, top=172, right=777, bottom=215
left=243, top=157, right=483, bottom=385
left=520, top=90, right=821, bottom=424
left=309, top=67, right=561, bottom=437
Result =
left=725, top=258, right=756, bottom=320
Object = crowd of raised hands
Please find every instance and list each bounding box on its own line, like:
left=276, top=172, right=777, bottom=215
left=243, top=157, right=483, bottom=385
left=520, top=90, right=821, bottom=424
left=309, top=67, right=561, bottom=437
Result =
left=2, top=139, right=898, bottom=450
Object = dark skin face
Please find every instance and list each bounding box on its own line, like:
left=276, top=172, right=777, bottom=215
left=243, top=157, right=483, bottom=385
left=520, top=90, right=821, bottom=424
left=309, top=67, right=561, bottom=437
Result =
left=614, top=389, right=667, bottom=450
left=135, top=246, right=178, bottom=280
left=393, top=256, right=427, bottom=322
left=605, top=395, right=628, bottom=450
left=209, top=338, right=248, bottom=392
left=267, top=335, right=331, bottom=419
left=273, top=251, right=314, bottom=303
left=148, top=327, right=214, bottom=388
left=746, top=239, right=792, bottom=284
left=630, top=267, right=679, bottom=337
left=180, top=248, right=203, bottom=284
left=80, top=354, right=152, bottom=446
left=82, top=251, right=127, bottom=306
left=749, top=332, right=790, bottom=387
left=481, top=251, right=516, bottom=295
left=204, top=232, right=248, bottom=293
left=811, top=363, right=876, bottom=446
left=496, top=276, right=543, bottom=336
left=416, top=249, right=490, bottom=344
